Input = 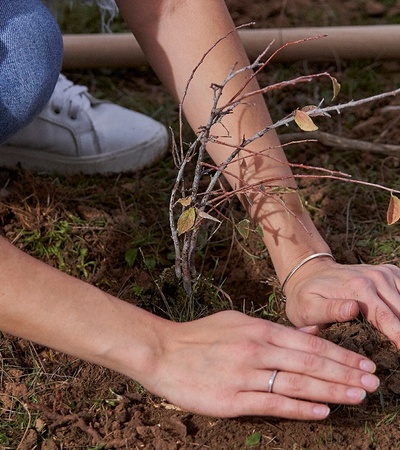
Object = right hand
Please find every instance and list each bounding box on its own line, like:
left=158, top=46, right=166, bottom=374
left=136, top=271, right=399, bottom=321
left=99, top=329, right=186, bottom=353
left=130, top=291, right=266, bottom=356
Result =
left=283, top=259, right=400, bottom=348
left=146, top=310, right=380, bottom=420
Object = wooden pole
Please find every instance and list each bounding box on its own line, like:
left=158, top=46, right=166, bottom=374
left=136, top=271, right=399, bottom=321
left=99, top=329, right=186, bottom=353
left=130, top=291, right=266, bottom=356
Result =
left=62, top=25, right=400, bottom=69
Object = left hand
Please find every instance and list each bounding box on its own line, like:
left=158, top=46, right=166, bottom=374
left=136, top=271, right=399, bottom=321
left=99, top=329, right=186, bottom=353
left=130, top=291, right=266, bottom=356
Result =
left=146, top=310, right=379, bottom=419
left=284, top=259, right=400, bottom=348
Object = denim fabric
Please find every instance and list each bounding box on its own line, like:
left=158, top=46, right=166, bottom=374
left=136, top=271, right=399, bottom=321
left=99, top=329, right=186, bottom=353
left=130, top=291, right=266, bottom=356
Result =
left=0, top=0, right=63, bottom=143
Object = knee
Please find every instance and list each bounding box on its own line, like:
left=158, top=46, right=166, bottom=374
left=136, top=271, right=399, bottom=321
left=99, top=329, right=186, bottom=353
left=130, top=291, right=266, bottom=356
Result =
left=0, top=0, right=63, bottom=142
left=12, top=1, right=63, bottom=118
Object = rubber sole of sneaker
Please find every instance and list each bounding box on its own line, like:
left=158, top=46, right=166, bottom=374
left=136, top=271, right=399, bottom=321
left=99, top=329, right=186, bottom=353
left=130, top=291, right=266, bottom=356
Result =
left=0, top=128, right=169, bottom=175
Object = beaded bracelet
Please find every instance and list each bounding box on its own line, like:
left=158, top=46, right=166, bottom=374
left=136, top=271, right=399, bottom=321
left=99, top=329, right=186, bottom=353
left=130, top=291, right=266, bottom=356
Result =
left=280, top=252, right=336, bottom=300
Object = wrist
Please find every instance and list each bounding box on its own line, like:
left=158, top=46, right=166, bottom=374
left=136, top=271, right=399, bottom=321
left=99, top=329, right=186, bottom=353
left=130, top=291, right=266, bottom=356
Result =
left=80, top=296, right=172, bottom=386
left=281, top=252, right=336, bottom=294
left=268, top=226, right=333, bottom=286
left=281, top=253, right=337, bottom=297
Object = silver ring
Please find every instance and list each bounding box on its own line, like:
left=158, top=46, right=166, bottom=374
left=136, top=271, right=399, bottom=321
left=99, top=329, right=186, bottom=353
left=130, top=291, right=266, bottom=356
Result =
left=267, top=369, right=278, bottom=393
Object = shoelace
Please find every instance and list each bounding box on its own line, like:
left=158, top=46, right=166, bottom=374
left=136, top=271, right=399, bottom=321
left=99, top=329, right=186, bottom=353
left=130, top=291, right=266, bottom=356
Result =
left=50, top=75, right=92, bottom=119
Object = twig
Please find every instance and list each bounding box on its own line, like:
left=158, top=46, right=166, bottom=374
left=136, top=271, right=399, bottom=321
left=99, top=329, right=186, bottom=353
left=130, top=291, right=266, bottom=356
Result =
left=227, top=35, right=328, bottom=105
left=279, top=130, right=400, bottom=156
left=15, top=401, right=32, bottom=450
left=241, top=87, right=400, bottom=147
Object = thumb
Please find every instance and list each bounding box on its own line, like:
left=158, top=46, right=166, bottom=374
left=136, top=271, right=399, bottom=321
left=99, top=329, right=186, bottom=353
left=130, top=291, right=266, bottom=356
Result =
left=323, top=298, right=360, bottom=324
left=287, top=297, right=359, bottom=327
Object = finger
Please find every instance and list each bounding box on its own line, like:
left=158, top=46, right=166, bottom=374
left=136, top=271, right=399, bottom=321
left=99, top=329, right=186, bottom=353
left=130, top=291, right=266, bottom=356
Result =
left=359, top=299, right=400, bottom=349
left=251, top=369, right=374, bottom=404
left=359, top=265, right=400, bottom=317
left=265, top=323, right=377, bottom=373
left=256, top=347, right=380, bottom=393
left=233, top=391, right=330, bottom=420
left=374, top=281, right=400, bottom=318
left=287, top=295, right=359, bottom=326
left=375, top=264, right=400, bottom=295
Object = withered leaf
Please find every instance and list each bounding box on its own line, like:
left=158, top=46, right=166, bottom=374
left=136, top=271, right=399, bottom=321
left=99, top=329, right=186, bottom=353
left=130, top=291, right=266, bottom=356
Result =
left=387, top=194, right=400, bottom=225
left=236, top=218, right=251, bottom=239
left=294, top=110, right=319, bottom=132
left=177, top=207, right=196, bottom=235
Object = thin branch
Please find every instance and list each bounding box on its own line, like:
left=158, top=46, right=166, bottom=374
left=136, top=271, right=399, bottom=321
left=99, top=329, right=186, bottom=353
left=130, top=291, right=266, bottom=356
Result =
left=279, top=130, right=400, bottom=156
left=239, top=86, right=400, bottom=148
left=224, top=71, right=333, bottom=110
left=178, top=22, right=255, bottom=157
left=208, top=137, right=354, bottom=178
left=227, top=35, right=328, bottom=105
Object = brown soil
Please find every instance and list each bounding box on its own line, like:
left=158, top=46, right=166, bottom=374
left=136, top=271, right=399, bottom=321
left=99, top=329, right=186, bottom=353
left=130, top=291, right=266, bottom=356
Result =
left=1, top=1, right=400, bottom=449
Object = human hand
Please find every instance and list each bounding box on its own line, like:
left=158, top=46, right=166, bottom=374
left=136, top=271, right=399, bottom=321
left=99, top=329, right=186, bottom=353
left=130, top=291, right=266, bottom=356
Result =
left=284, top=258, right=400, bottom=348
left=146, top=310, right=379, bottom=420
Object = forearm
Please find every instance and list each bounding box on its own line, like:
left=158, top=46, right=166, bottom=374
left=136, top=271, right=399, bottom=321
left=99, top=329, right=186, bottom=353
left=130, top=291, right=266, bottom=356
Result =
left=117, top=0, right=331, bottom=282
left=0, top=237, right=168, bottom=384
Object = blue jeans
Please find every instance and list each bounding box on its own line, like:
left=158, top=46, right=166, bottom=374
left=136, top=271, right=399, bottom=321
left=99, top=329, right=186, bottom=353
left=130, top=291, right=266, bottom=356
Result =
left=0, top=0, right=63, bottom=144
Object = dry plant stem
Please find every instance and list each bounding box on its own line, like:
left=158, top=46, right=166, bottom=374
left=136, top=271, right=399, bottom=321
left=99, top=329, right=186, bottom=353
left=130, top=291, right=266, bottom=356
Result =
left=121, top=0, right=399, bottom=294
left=226, top=34, right=328, bottom=105
left=15, top=400, right=32, bottom=450
left=279, top=131, right=400, bottom=156
left=170, top=26, right=244, bottom=291
left=171, top=29, right=400, bottom=295
left=172, top=38, right=251, bottom=293
left=192, top=56, right=400, bottom=200
left=202, top=161, right=400, bottom=201
left=177, top=22, right=255, bottom=156
left=170, top=98, right=219, bottom=292
left=171, top=26, right=285, bottom=292
left=169, top=138, right=196, bottom=279
left=242, top=87, right=400, bottom=146
left=177, top=72, right=263, bottom=288
left=184, top=83, right=400, bottom=282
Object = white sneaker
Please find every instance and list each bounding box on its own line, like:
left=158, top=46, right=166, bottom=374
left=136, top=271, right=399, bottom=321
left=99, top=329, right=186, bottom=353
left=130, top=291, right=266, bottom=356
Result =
left=1, top=75, right=169, bottom=174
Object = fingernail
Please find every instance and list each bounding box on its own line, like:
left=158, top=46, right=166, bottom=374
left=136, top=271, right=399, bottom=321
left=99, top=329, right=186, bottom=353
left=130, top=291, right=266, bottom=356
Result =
left=346, top=388, right=366, bottom=401
left=340, top=302, right=353, bottom=320
left=313, top=405, right=330, bottom=418
left=360, top=359, right=376, bottom=373
left=361, top=374, right=380, bottom=390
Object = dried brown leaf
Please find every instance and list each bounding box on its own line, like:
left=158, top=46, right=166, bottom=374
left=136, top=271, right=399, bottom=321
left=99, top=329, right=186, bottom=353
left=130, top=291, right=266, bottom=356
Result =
left=177, top=197, right=191, bottom=207
left=331, top=76, right=341, bottom=101
left=294, top=110, right=319, bottom=132
left=387, top=194, right=400, bottom=225
left=177, top=207, right=196, bottom=235
left=197, top=209, right=221, bottom=223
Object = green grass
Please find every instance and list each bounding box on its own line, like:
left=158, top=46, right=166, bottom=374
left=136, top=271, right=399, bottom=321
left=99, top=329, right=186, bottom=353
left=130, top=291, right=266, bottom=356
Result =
left=16, top=216, right=99, bottom=278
